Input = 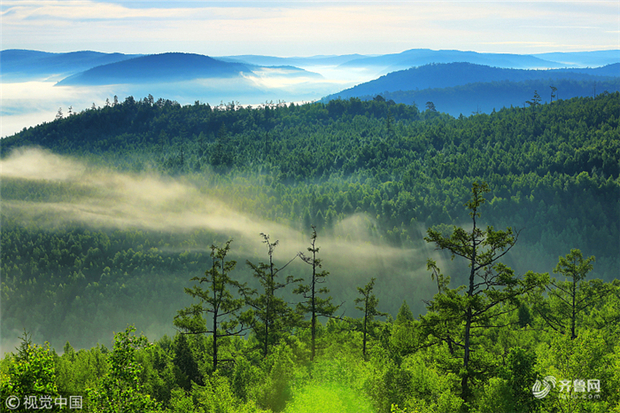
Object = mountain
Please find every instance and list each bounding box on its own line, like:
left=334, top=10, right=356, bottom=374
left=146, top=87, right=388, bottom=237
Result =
left=553, top=63, right=620, bottom=77
left=217, top=54, right=368, bottom=67
left=56, top=53, right=255, bottom=86
left=321, top=62, right=620, bottom=115
left=533, top=50, right=620, bottom=67
left=0, top=49, right=141, bottom=80
left=367, top=78, right=620, bottom=116
left=337, top=48, right=567, bottom=73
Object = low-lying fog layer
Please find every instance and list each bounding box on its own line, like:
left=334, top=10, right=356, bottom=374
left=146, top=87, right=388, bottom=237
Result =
left=1, top=147, right=443, bottom=296
left=0, top=64, right=377, bottom=138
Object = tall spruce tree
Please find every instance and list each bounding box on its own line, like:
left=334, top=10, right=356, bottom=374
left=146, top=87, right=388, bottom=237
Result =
left=533, top=249, right=614, bottom=340
left=354, top=277, right=387, bottom=359
left=174, top=240, right=252, bottom=371
left=246, top=233, right=299, bottom=357
left=422, top=181, right=548, bottom=408
left=294, top=226, right=340, bottom=361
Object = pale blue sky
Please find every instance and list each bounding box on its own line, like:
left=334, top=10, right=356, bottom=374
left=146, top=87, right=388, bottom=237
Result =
left=1, top=1, right=618, bottom=56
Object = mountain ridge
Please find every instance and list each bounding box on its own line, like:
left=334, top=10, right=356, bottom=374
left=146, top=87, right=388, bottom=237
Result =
left=321, top=62, right=620, bottom=115
left=55, top=52, right=255, bottom=86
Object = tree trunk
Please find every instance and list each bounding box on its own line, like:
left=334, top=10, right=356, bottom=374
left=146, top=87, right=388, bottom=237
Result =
left=571, top=275, right=577, bottom=339
left=311, top=257, right=316, bottom=361
left=461, top=213, right=478, bottom=405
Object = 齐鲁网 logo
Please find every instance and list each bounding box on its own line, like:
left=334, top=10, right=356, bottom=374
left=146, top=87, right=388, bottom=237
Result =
left=532, top=375, right=556, bottom=399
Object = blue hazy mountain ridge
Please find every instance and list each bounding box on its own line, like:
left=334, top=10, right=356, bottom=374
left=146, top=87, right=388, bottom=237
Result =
left=362, top=77, right=620, bottom=117
left=337, top=48, right=567, bottom=71
left=322, top=62, right=620, bottom=102
left=0, top=49, right=142, bottom=80
left=533, top=50, right=620, bottom=67
left=56, top=53, right=257, bottom=85
left=248, top=65, right=324, bottom=79
left=217, top=53, right=369, bottom=67
left=552, top=63, right=620, bottom=77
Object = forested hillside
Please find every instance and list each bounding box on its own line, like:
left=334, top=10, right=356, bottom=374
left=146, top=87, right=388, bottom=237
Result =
left=324, top=62, right=620, bottom=101
left=1, top=92, right=619, bottom=412
left=321, top=63, right=620, bottom=116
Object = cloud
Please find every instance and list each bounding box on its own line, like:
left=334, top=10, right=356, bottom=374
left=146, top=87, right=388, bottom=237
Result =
left=2, top=1, right=617, bottom=55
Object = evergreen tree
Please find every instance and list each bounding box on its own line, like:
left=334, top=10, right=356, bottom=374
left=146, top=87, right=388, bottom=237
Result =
left=422, top=181, right=548, bottom=407
left=172, top=333, right=202, bottom=390
left=533, top=249, right=613, bottom=340
left=394, top=301, right=414, bottom=325
left=174, top=240, right=252, bottom=371
left=294, top=226, right=340, bottom=361
left=246, top=233, right=300, bottom=357
left=354, top=277, right=387, bottom=359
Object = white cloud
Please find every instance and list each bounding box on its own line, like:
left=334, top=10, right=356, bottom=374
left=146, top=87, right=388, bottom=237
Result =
left=2, top=1, right=617, bottom=55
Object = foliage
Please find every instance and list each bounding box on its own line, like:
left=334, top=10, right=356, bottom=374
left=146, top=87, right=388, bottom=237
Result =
left=2, top=93, right=619, bottom=349
left=0, top=332, right=60, bottom=411
left=174, top=240, right=253, bottom=371
left=294, top=226, right=340, bottom=360
left=1, top=93, right=619, bottom=413
left=87, top=325, right=160, bottom=412
left=422, top=181, right=548, bottom=406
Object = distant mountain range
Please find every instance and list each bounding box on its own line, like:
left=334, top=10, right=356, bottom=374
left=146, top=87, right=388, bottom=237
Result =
left=221, top=49, right=620, bottom=73
left=0, top=50, right=141, bottom=80
left=322, top=62, right=620, bottom=116
left=3, top=48, right=618, bottom=84
left=323, top=62, right=620, bottom=101
left=0, top=50, right=323, bottom=85
left=337, top=49, right=564, bottom=72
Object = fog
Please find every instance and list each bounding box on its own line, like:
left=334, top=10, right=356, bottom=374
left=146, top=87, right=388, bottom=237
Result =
left=1, top=148, right=444, bottom=349
left=1, top=148, right=438, bottom=266
left=1, top=64, right=376, bottom=137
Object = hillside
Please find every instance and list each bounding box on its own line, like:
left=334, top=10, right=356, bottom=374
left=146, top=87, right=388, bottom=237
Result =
left=1, top=93, right=618, bottom=352
left=56, top=53, right=255, bottom=85
left=0, top=49, right=141, bottom=80
left=359, top=78, right=620, bottom=116
left=323, top=62, right=620, bottom=101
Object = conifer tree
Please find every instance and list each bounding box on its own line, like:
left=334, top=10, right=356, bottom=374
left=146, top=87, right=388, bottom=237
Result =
left=533, top=249, right=614, bottom=340
left=246, top=233, right=299, bottom=357
left=294, top=226, right=340, bottom=361
left=354, top=277, right=387, bottom=359
left=174, top=240, right=252, bottom=371
left=172, top=333, right=201, bottom=390
left=422, top=181, right=548, bottom=407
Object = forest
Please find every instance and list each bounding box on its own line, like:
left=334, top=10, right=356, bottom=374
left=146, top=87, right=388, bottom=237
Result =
left=1, top=92, right=619, bottom=412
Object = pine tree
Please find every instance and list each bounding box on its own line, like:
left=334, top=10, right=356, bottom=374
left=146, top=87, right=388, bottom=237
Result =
left=354, top=277, right=387, bottom=359
left=246, top=233, right=299, bottom=357
left=422, top=181, right=548, bottom=406
left=174, top=240, right=252, bottom=371
left=294, top=226, right=340, bottom=361
left=533, top=249, right=613, bottom=340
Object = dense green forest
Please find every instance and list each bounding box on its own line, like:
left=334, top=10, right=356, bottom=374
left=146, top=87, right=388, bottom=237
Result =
left=1, top=92, right=619, bottom=412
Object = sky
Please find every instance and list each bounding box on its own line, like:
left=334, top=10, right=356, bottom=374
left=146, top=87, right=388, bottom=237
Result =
left=1, top=0, right=619, bottom=57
